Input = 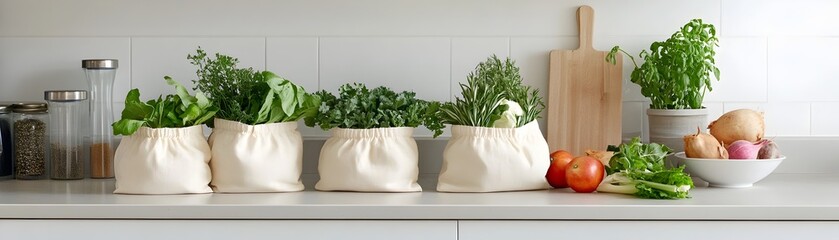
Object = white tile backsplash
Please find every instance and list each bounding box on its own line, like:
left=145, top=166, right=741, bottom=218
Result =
left=318, top=37, right=451, bottom=138
left=724, top=102, right=811, bottom=137
left=811, top=102, right=839, bottom=136
left=705, top=37, right=768, bottom=102
left=768, top=37, right=839, bottom=102
left=723, top=103, right=766, bottom=115
left=131, top=37, right=266, bottom=99
left=113, top=102, right=125, bottom=122
left=0, top=0, right=722, bottom=37
left=0, top=37, right=130, bottom=102
left=0, top=1, right=834, bottom=139
left=622, top=101, right=643, bottom=136
left=586, top=0, right=721, bottom=37
left=318, top=37, right=450, bottom=101
left=722, top=0, right=839, bottom=37
left=266, top=37, right=319, bottom=92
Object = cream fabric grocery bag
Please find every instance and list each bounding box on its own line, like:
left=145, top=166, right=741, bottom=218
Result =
left=315, top=127, right=422, bottom=192
left=114, top=126, right=212, bottom=194
left=208, top=119, right=304, bottom=193
left=437, top=121, right=551, bottom=192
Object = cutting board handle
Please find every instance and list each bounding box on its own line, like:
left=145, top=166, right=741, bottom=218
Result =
left=577, top=5, right=594, bottom=50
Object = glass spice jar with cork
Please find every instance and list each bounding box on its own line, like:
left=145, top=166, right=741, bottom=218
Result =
left=11, top=102, right=49, bottom=180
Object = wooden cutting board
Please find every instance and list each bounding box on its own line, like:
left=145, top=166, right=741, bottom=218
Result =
left=547, top=5, right=622, bottom=156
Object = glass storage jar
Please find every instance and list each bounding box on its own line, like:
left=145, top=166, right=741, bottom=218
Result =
left=84, top=59, right=117, bottom=179
left=0, top=103, right=12, bottom=179
left=11, top=103, right=49, bottom=180
left=45, top=90, right=88, bottom=180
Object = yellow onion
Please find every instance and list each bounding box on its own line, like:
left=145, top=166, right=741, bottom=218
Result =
left=708, top=109, right=765, bottom=145
left=684, top=128, right=728, bottom=159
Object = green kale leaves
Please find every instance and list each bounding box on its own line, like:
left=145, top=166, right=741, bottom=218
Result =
left=304, top=83, right=445, bottom=137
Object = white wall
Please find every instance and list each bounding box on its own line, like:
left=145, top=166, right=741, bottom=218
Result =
left=2, top=0, right=838, bottom=138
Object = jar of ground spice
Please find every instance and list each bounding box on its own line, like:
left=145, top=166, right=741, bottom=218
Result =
left=45, top=91, right=87, bottom=180
left=11, top=102, right=49, bottom=180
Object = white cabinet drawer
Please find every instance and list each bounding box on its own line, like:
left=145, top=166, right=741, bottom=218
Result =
left=0, top=220, right=457, bottom=240
left=459, top=221, right=839, bottom=240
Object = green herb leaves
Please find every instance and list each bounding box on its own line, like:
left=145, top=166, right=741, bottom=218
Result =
left=190, top=48, right=317, bottom=125
left=304, top=83, right=445, bottom=137
left=607, top=19, right=719, bottom=110
left=112, top=78, right=218, bottom=136
left=440, top=55, right=543, bottom=127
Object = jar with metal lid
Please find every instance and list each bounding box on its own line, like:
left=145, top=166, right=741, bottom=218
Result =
left=45, top=91, right=87, bottom=180
left=84, top=59, right=117, bottom=178
left=0, top=103, right=12, bottom=179
left=11, top=102, right=49, bottom=180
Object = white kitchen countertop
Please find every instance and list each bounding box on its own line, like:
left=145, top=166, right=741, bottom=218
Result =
left=0, top=173, right=837, bottom=221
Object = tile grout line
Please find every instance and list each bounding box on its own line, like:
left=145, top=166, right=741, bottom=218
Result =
left=765, top=37, right=770, bottom=104
left=317, top=37, right=321, bottom=91
left=263, top=37, right=268, bottom=71
left=129, top=37, right=133, bottom=90
left=449, top=37, right=453, bottom=102
left=719, top=0, right=723, bottom=37
left=507, top=36, right=511, bottom=57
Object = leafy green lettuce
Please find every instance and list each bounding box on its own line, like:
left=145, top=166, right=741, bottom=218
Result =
left=112, top=77, right=218, bottom=135
left=255, top=71, right=320, bottom=124
left=597, top=137, right=694, bottom=199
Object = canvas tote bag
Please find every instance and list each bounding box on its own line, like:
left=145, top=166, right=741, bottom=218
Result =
left=208, top=119, right=304, bottom=193
left=437, top=121, right=551, bottom=192
left=114, top=126, right=212, bottom=194
left=315, top=127, right=422, bottom=192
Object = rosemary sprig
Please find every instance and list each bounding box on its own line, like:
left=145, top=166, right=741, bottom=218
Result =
left=440, top=55, right=543, bottom=127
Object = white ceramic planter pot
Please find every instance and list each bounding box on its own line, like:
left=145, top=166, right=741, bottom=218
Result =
left=647, top=108, right=708, bottom=153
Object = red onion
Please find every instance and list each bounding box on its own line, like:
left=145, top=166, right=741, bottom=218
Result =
left=726, top=139, right=769, bottom=160
left=757, top=140, right=781, bottom=159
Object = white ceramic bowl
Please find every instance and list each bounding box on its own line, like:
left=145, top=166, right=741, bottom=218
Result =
left=673, top=152, right=785, bottom=188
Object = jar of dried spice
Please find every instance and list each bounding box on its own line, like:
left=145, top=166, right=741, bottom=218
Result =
left=45, top=91, right=87, bottom=180
left=11, top=102, right=49, bottom=180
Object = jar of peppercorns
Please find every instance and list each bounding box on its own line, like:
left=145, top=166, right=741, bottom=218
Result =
left=11, top=102, right=49, bottom=180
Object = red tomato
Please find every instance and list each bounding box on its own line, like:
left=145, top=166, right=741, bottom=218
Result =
left=566, top=156, right=605, bottom=193
left=545, top=150, right=575, bottom=188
